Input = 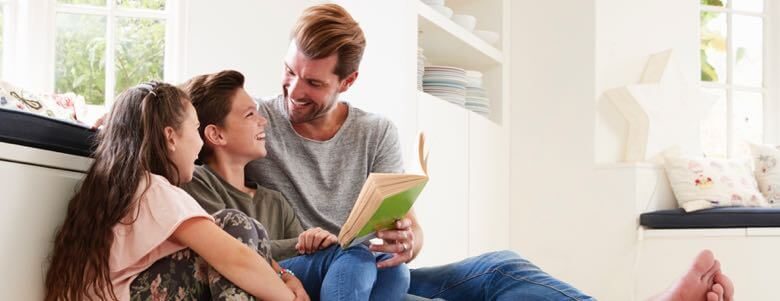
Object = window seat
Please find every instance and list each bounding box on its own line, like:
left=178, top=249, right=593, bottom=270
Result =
left=640, top=207, right=780, bottom=229
left=0, top=108, right=96, bottom=157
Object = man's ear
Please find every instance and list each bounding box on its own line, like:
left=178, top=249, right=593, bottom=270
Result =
left=338, top=71, right=359, bottom=93
left=203, top=124, right=226, bottom=148
left=164, top=126, right=177, bottom=152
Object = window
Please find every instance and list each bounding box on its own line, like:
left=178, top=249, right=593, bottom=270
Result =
left=54, top=0, right=169, bottom=107
left=700, top=0, right=766, bottom=157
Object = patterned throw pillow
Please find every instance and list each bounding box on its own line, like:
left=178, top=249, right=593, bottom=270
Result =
left=664, top=155, right=768, bottom=212
left=749, top=143, right=780, bottom=206
left=0, top=80, right=87, bottom=124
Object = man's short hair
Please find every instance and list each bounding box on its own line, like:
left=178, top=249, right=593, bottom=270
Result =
left=292, top=3, right=366, bottom=80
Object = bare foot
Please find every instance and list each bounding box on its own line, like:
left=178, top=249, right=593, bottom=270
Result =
left=714, top=270, right=734, bottom=301
left=648, top=250, right=721, bottom=301
left=707, top=283, right=724, bottom=301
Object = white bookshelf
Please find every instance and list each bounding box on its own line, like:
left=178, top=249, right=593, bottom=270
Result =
left=408, top=0, right=511, bottom=267
left=417, top=1, right=503, bottom=69
left=416, top=0, right=507, bottom=124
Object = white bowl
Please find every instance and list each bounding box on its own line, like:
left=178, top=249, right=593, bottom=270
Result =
left=422, top=0, right=445, bottom=6
left=451, top=14, right=477, bottom=32
left=429, top=5, right=453, bottom=18
left=474, top=30, right=500, bottom=45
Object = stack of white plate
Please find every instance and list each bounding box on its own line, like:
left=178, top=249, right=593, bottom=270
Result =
left=423, top=66, right=466, bottom=106
left=417, top=48, right=426, bottom=91
left=421, top=0, right=445, bottom=5
left=464, top=70, right=490, bottom=115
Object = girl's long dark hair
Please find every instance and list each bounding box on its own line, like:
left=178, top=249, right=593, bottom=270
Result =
left=44, top=82, right=189, bottom=300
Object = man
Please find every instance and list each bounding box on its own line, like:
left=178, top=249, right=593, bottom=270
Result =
left=182, top=70, right=410, bottom=301
left=246, top=3, right=735, bottom=300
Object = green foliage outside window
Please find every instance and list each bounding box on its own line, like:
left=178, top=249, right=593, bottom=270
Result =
left=55, top=14, right=106, bottom=104
left=700, top=11, right=725, bottom=82
left=117, top=0, right=166, bottom=10
left=115, top=17, right=165, bottom=96
left=55, top=0, right=165, bottom=105
left=701, top=0, right=724, bottom=7
left=55, top=15, right=165, bottom=104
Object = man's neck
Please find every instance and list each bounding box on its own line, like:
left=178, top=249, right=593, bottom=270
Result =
left=206, top=154, right=254, bottom=196
left=292, top=102, right=348, bottom=141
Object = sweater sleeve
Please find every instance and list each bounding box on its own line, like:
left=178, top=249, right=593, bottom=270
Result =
left=270, top=193, right=306, bottom=261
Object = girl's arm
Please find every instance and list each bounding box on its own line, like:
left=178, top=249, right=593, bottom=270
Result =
left=172, top=217, right=295, bottom=301
left=271, top=260, right=309, bottom=301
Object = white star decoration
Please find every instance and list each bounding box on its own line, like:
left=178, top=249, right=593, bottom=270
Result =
left=607, top=49, right=717, bottom=163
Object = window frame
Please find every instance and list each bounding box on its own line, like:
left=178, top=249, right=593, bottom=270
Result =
left=50, top=0, right=184, bottom=109
left=700, top=0, right=772, bottom=156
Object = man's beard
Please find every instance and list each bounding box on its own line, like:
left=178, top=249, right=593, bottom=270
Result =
left=284, top=89, right=339, bottom=124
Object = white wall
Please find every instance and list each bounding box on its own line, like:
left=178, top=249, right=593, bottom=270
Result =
left=510, top=0, right=700, bottom=299
left=183, top=0, right=420, bottom=164
left=182, top=0, right=311, bottom=96
left=594, top=0, right=699, bottom=163
left=509, top=0, right=599, bottom=293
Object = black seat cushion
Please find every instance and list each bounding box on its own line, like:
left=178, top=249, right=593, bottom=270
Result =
left=0, top=108, right=96, bottom=157
left=640, top=207, right=780, bottom=229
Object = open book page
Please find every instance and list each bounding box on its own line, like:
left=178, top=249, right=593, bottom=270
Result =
left=338, top=133, right=430, bottom=248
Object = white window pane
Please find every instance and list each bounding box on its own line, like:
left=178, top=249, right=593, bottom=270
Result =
left=733, top=0, right=763, bottom=12
left=733, top=15, right=763, bottom=87
left=115, top=17, right=165, bottom=95
left=701, top=12, right=727, bottom=83
left=733, top=91, right=763, bottom=156
left=57, top=0, right=106, bottom=6
left=55, top=13, right=106, bottom=105
left=701, top=88, right=728, bottom=158
left=116, top=0, right=165, bottom=10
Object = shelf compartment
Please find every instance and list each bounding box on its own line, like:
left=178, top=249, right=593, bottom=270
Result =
left=417, top=1, right=503, bottom=70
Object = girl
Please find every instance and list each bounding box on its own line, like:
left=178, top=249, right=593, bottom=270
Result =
left=44, top=82, right=308, bottom=301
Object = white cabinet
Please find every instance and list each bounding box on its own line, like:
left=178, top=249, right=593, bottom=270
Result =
left=467, top=111, right=510, bottom=255
left=636, top=234, right=780, bottom=301
left=412, top=96, right=511, bottom=266
left=412, top=92, right=470, bottom=267
left=411, top=0, right=511, bottom=266
left=0, top=143, right=89, bottom=301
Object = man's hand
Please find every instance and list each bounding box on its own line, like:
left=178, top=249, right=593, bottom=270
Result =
left=370, top=218, right=415, bottom=269
left=282, top=274, right=310, bottom=301
left=295, top=227, right=337, bottom=254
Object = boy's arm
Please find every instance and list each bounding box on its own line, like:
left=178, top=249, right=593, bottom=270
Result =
left=270, top=194, right=306, bottom=261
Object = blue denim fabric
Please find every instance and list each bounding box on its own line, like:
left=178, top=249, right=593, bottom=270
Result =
left=280, top=245, right=410, bottom=301
left=408, top=251, right=595, bottom=301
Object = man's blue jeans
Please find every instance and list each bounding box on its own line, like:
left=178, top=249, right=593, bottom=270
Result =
left=408, top=250, right=595, bottom=301
left=280, top=245, right=410, bottom=301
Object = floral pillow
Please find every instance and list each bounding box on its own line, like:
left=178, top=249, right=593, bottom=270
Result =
left=664, top=155, right=768, bottom=212
left=0, top=80, right=88, bottom=124
left=749, top=143, right=780, bottom=206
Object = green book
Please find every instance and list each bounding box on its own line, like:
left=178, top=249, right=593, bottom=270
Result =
left=338, top=134, right=429, bottom=248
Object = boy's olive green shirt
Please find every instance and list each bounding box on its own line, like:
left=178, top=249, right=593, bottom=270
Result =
left=182, top=165, right=305, bottom=261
